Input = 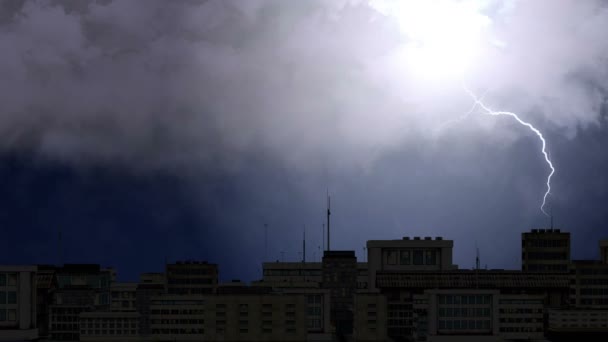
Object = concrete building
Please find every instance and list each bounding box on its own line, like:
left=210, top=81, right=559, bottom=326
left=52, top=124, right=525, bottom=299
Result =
left=110, top=282, right=137, bottom=312
left=79, top=311, right=140, bottom=341
left=497, top=294, right=544, bottom=339
left=412, top=290, right=545, bottom=342
left=367, top=236, right=457, bottom=291
left=136, top=273, right=165, bottom=337
left=322, top=251, right=358, bottom=336
left=547, top=308, right=608, bottom=341
left=48, top=264, right=113, bottom=341
left=353, top=293, right=388, bottom=342
left=0, top=265, right=37, bottom=342
left=148, top=291, right=308, bottom=341
left=600, top=240, right=608, bottom=264
left=261, top=262, right=323, bottom=287
left=36, top=266, right=56, bottom=340
left=522, top=228, right=570, bottom=272
left=569, top=260, right=608, bottom=308
left=166, top=261, right=218, bottom=295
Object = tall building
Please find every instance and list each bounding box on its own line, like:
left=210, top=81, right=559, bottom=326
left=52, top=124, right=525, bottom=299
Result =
left=522, top=228, right=570, bottom=272
left=165, top=261, right=218, bottom=295
left=0, top=265, right=38, bottom=342
left=136, top=272, right=165, bottom=337
left=367, top=236, right=457, bottom=291
left=322, top=250, right=358, bottom=336
left=49, top=264, right=113, bottom=341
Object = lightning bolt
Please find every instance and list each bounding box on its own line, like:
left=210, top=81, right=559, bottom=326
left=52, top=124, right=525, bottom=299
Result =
left=462, top=85, right=555, bottom=217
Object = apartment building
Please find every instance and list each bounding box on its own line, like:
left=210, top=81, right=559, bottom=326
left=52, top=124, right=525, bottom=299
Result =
left=48, top=264, right=113, bottom=341
left=148, top=290, right=307, bottom=341
left=0, top=265, right=37, bottom=342
left=522, top=228, right=571, bottom=272
left=353, top=293, right=388, bottom=342
left=79, top=311, right=140, bottom=342
left=165, top=261, right=218, bottom=295
left=110, top=282, right=137, bottom=312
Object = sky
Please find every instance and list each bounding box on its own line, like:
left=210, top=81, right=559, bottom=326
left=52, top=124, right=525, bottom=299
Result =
left=1, top=0, right=607, bottom=282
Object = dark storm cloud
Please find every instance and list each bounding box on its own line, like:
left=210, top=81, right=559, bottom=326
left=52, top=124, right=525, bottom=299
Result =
left=1, top=0, right=608, bottom=280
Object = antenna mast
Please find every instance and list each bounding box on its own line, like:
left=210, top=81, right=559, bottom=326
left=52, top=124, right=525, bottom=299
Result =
left=327, top=191, right=331, bottom=251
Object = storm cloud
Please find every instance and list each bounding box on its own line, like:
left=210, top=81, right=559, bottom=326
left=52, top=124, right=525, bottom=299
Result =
left=1, top=0, right=608, bottom=280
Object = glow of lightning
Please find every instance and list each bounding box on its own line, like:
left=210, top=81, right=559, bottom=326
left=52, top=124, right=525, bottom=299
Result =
left=463, top=85, right=555, bottom=216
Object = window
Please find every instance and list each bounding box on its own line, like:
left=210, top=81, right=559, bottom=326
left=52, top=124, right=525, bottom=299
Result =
left=0, top=309, right=6, bottom=322
left=387, top=250, right=398, bottom=265
left=413, top=250, right=424, bottom=265
left=7, top=291, right=16, bottom=304
left=0, top=291, right=5, bottom=304
left=0, top=274, right=5, bottom=286
left=400, top=250, right=410, bottom=265
left=425, top=250, right=436, bottom=265
left=7, top=274, right=17, bottom=286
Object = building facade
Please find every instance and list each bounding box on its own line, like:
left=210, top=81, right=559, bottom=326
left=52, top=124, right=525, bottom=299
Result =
left=0, top=265, right=37, bottom=341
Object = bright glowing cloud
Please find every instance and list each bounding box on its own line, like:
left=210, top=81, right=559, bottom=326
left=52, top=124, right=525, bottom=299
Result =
left=370, top=0, right=492, bottom=80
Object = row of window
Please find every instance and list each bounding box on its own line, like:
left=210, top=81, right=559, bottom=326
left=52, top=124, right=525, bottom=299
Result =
left=438, top=319, right=491, bottom=330
left=151, top=319, right=203, bottom=324
left=386, top=250, right=438, bottom=266
left=81, top=322, right=137, bottom=329
left=0, top=308, right=17, bottom=321
left=500, top=326, right=543, bottom=332
left=0, top=274, right=18, bottom=287
left=500, top=317, right=542, bottom=323
left=264, top=270, right=322, bottom=276
left=0, top=291, right=17, bottom=304
left=81, top=329, right=137, bottom=335
left=499, top=308, right=543, bottom=314
left=438, top=294, right=491, bottom=305
left=579, top=288, right=608, bottom=295
left=439, top=307, right=490, bottom=317
left=525, top=252, right=568, bottom=260
left=524, top=239, right=568, bottom=248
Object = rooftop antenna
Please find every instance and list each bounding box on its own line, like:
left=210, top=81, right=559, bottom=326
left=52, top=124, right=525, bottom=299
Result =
left=58, top=227, right=63, bottom=266
left=475, top=243, right=480, bottom=270
left=326, top=189, right=331, bottom=251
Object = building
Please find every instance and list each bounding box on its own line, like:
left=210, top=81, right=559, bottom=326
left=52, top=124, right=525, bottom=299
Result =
left=148, top=290, right=308, bottom=341
left=166, top=261, right=218, bottom=295
left=79, top=311, right=140, bottom=341
left=110, top=282, right=137, bottom=312
left=48, top=264, right=113, bottom=341
left=367, top=236, right=457, bottom=291
left=547, top=308, right=608, bottom=341
left=0, top=265, right=38, bottom=342
left=322, top=251, right=358, bottom=336
left=569, top=260, right=608, bottom=308
left=497, top=294, right=544, bottom=340
left=522, top=228, right=570, bottom=272
left=353, top=293, right=388, bottom=342
left=136, top=273, right=165, bottom=337
left=36, top=266, right=56, bottom=340
left=412, top=290, right=544, bottom=342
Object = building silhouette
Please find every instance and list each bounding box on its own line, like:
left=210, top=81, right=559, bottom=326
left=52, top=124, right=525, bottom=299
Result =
left=1, top=228, right=608, bottom=341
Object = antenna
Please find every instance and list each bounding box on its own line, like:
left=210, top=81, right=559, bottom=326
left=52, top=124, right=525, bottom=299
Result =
left=58, top=227, right=63, bottom=266
left=475, top=243, right=480, bottom=270
left=327, top=190, right=331, bottom=251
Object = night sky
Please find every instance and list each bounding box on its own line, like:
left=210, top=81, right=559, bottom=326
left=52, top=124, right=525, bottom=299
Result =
left=1, top=0, right=608, bottom=282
